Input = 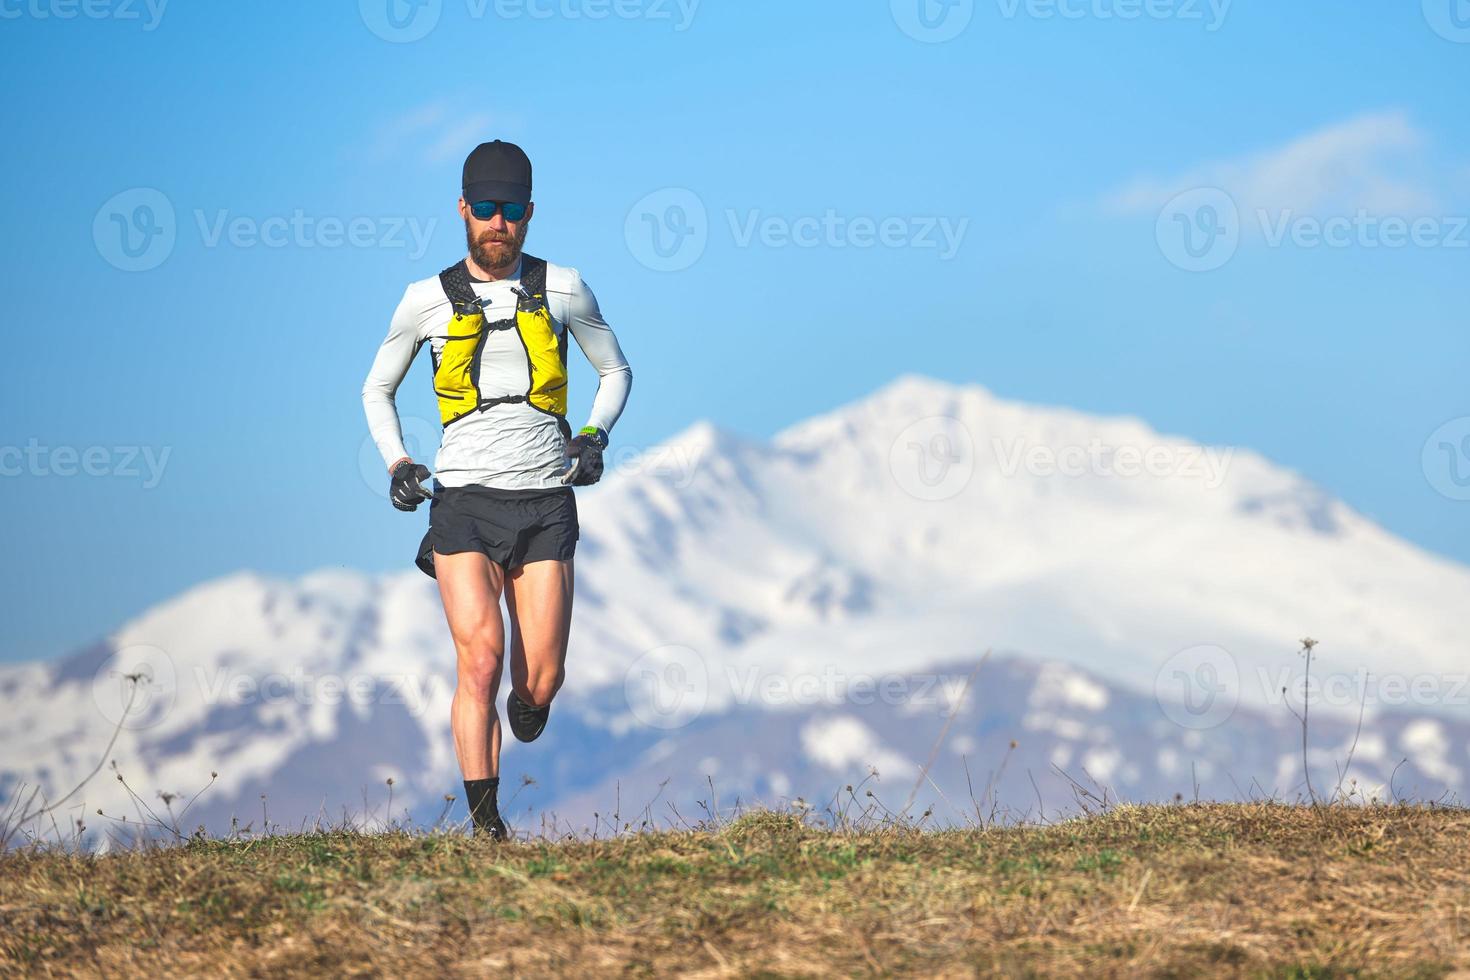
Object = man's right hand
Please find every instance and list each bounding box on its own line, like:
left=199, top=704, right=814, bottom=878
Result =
left=390, top=459, right=435, bottom=511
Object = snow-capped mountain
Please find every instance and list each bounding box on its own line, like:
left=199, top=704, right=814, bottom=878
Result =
left=3, top=376, right=1467, bottom=840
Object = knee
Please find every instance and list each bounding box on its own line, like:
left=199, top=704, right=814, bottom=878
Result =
left=521, top=665, right=564, bottom=707
left=451, top=624, right=502, bottom=698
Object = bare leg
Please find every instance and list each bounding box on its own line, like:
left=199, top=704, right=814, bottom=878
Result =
left=505, top=558, right=574, bottom=709
left=435, top=550, right=506, bottom=780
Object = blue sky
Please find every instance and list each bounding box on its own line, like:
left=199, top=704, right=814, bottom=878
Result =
left=1, top=1, right=1467, bottom=663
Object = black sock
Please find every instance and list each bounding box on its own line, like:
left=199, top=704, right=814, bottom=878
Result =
left=463, top=777, right=500, bottom=831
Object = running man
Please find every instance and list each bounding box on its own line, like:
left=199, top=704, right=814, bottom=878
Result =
left=362, top=140, right=632, bottom=839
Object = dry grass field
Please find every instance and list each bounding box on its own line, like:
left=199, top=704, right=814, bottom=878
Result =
left=3, top=802, right=1469, bottom=977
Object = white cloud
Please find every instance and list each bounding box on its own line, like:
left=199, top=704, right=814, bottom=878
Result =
left=361, top=101, right=451, bottom=162
left=361, top=101, right=510, bottom=167
left=423, top=112, right=497, bottom=165
left=1102, top=110, right=1441, bottom=217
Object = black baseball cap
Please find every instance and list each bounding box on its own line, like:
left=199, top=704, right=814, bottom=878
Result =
left=462, top=140, right=532, bottom=206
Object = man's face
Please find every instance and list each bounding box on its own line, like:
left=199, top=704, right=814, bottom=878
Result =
left=461, top=199, right=533, bottom=273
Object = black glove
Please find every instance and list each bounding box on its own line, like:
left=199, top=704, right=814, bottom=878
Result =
left=390, top=460, right=434, bottom=511
left=561, top=427, right=607, bottom=486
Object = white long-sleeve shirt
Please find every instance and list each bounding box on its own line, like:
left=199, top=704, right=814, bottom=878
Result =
left=362, top=256, right=632, bottom=490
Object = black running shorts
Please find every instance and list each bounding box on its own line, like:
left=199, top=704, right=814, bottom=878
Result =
left=415, top=485, right=578, bottom=578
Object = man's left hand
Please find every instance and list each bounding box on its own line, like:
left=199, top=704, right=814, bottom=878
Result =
left=561, top=427, right=608, bottom=486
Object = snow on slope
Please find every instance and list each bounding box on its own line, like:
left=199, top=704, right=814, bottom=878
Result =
left=1, top=376, right=1466, bottom=838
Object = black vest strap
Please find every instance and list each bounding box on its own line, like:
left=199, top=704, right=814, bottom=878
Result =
left=519, top=254, right=547, bottom=298
left=438, top=260, right=480, bottom=315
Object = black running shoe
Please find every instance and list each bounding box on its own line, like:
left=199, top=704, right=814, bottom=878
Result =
left=507, top=690, right=551, bottom=743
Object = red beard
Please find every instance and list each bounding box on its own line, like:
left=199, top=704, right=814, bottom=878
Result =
left=466, top=222, right=526, bottom=273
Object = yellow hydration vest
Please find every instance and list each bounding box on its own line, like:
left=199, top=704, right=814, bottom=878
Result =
left=431, top=255, right=568, bottom=428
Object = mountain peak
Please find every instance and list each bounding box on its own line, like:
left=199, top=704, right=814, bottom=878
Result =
left=875, top=372, right=985, bottom=402
left=772, top=374, right=999, bottom=453
left=660, top=419, right=738, bottom=454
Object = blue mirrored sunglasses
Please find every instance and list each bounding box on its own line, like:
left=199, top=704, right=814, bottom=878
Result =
left=470, top=200, right=528, bottom=222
